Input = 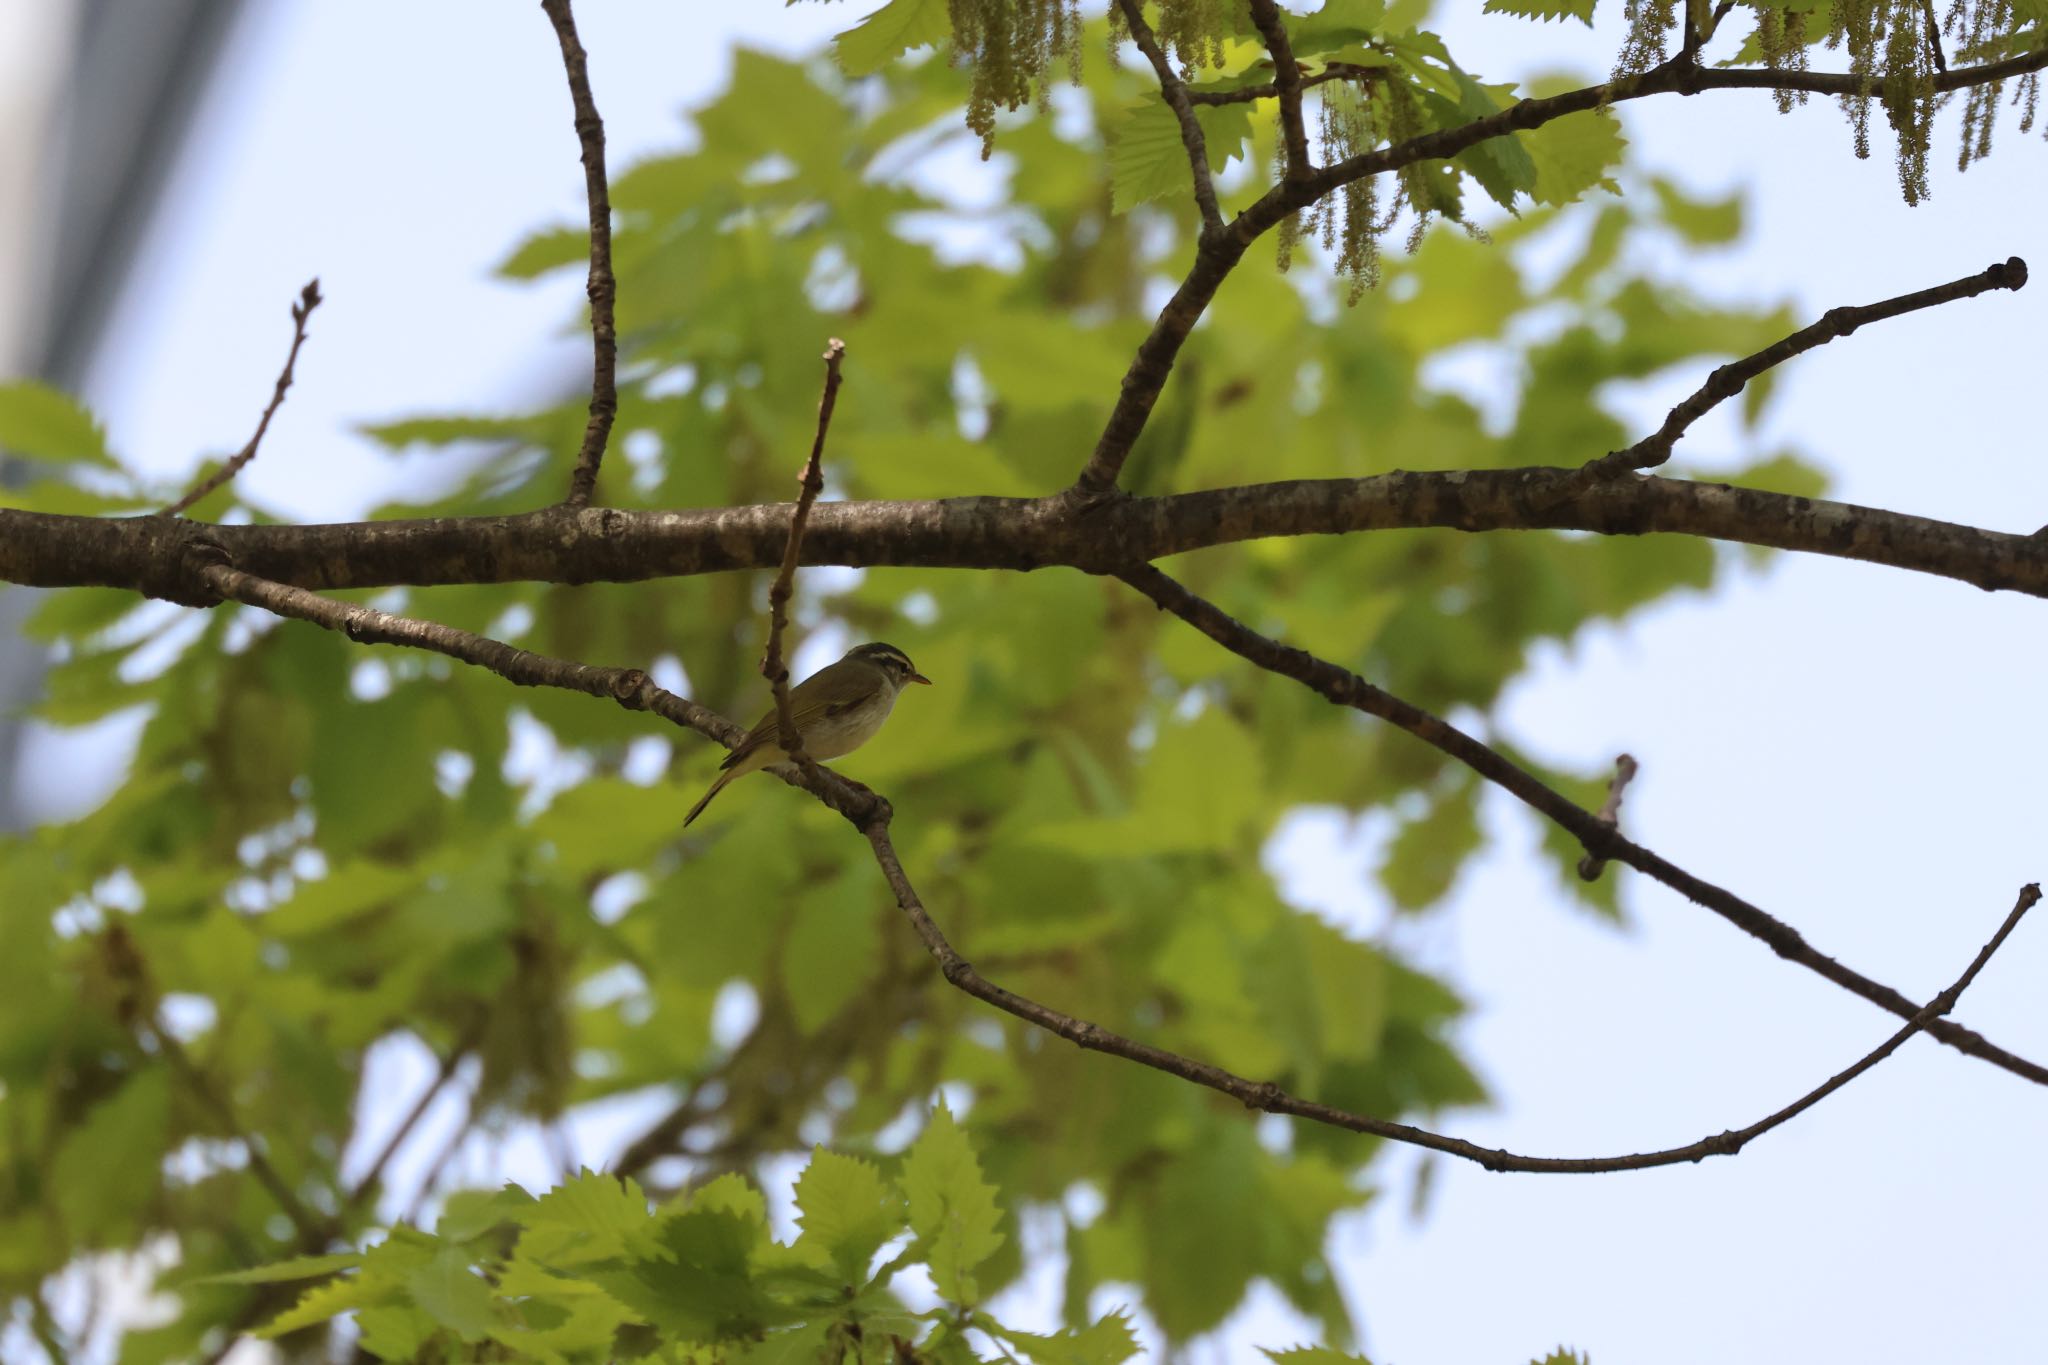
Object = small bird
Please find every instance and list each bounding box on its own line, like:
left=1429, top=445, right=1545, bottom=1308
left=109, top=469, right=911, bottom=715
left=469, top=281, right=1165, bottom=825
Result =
left=683, top=641, right=931, bottom=827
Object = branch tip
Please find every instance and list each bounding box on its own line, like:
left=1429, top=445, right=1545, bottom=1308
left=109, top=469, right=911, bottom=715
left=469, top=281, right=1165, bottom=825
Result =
left=161, top=280, right=323, bottom=517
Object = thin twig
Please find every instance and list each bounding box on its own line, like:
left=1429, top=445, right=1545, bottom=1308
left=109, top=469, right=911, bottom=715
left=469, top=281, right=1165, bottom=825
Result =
left=161, top=279, right=321, bottom=517
left=1186, top=64, right=1366, bottom=106
left=540, top=0, right=618, bottom=509
left=1584, top=258, right=2027, bottom=478
left=1246, top=0, right=1312, bottom=177
left=148, top=1018, right=325, bottom=1243
left=341, top=1020, right=483, bottom=1215
left=1922, top=0, right=1949, bottom=74
left=762, top=339, right=846, bottom=762
left=1114, top=0, right=1225, bottom=236
left=1116, top=562, right=2048, bottom=1090
left=869, top=805, right=2036, bottom=1171
left=1578, top=753, right=1639, bottom=882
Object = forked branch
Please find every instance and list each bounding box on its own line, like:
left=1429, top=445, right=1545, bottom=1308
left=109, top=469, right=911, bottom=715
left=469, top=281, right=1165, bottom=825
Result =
left=1115, top=0, right=1225, bottom=235
left=1116, top=562, right=2048, bottom=1090
left=867, top=808, right=2036, bottom=1172
left=1584, top=257, right=2027, bottom=478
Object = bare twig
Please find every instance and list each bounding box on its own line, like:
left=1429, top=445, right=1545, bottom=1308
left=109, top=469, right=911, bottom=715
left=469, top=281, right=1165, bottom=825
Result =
left=868, top=804, right=2036, bottom=1171
left=148, top=1017, right=325, bottom=1244
left=1577, top=753, right=1639, bottom=882
left=1584, top=258, right=2027, bottom=478
left=1922, top=0, right=1949, bottom=74
left=762, top=339, right=846, bottom=762
left=540, top=0, right=618, bottom=509
left=1185, top=64, right=1368, bottom=107
left=1114, top=0, right=1225, bottom=236
left=1246, top=0, right=1312, bottom=181
left=341, top=1020, right=483, bottom=1216
left=1116, top=562, right=2048, bottom=1090
left=161, top=279, right=321, bottom=517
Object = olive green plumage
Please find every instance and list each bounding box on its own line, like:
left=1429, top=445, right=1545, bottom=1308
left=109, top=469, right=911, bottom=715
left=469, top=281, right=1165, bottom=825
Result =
left=683, top=642, right=931, bottom=826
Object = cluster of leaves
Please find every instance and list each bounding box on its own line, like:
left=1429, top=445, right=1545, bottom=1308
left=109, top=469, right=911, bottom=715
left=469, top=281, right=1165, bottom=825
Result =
left=0, top=6, right=1822, bottom=1360
left=207, top=1104, right=1148, bottom=1363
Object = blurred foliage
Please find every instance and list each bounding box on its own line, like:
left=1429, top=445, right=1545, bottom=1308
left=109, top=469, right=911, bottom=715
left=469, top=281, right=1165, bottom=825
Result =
left=0, top=2, right=1839, bottom=1360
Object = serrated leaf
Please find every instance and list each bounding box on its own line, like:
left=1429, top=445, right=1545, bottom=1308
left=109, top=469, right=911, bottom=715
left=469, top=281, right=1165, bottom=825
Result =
left=899, top=1101, right=1004, bottom=1305
left=1110, top=100, right=1254, bottom=213
left=835, top=0, right=952, bottom=77
left=989, top=1307, right=1143, bottom=1365
left=794, top=1148, right=903, bottom=1283
left=1482, top=0, right=1597, bottom=23
left=1525, top=108, right=1626, bottom=206
left=407, top=1245, right=501, bottom=1343
left=259, top=1274, right=373, bottom=1338
left=1260, top=1347, right=1376, bottom=1364
left=1531, top=1350, right=1591, bottom=1365
left=0, top=381, right=115, bottom=467
left=190, top=1252, right=362, bottom=1285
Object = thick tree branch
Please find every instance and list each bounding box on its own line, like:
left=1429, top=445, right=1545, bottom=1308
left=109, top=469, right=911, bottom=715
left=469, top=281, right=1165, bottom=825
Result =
left=868, top=802, right=2036, bottom=1171
left=1115, top=0, right=1224, bottom=236
left=1584, top=257, right=2027, bottom=477
left=762, top=339, right=844, bottom=759
left=1117, top=562, right=2048, bottom=1089
left=161, top=279, right=321, bottom=517
left=13, top=467, right=2047, bottom=600
left=540, top=0, right=618, bottom=509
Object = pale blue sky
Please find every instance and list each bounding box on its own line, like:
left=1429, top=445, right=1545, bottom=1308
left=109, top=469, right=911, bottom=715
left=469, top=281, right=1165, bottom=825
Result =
left=43, top=3, right=2048, bottom=1361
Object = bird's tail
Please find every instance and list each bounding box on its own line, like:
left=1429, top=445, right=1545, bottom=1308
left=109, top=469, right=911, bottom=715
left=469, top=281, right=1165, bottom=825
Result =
left=683, top=769, right=736, bottom=827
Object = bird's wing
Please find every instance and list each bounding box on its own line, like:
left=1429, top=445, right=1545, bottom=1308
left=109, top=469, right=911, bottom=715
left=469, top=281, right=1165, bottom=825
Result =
left=718, top=691, right=846, bottom=770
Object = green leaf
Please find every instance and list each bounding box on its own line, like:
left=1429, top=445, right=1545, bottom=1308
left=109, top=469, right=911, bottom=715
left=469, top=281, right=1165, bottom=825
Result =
left=406, top=1245, right=502, bottom=1343
left=794, top=1148, right=903, bottom=1283
left=0, top=381, right=115, bottom=466
left=1379, top=775, right=1483, bottom=911
left=900, top=1100, right=1004, bottom=1305
left=835, top=0, right=952, bottom=76
left=259, top=1274, right=373, bottom=1338
left=1481, top=0, right=1597, bottom=23
left=189, top=1252, right=363, bottom=1285
left=499, top=224, right=588, bottom=279
left=1651, top=176, right=1744, bottom=244
left=1109, top=101, right=1254, bottom=213
left=1530, top=1351, right=1592, bottom=1365
left=988, top=1307, right=1143, bottom=1365
left=1525, top=108, right=1627, bottom=206
left=1260, top=1347, right=1376, bottom=1364
left=1444, top=73, right=1538, bottom=209
left=780, top=869, right=883, bottom=1036
left=52, top=1067, right=169, bottom=1244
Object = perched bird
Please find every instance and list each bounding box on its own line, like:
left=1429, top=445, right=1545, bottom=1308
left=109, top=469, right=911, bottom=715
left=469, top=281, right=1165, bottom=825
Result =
left=683, top=641, right=931, bottom=826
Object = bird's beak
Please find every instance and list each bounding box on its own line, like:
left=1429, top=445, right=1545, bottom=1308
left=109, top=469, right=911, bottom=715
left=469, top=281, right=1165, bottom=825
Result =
left=908, top=671, right=932, bottom=685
